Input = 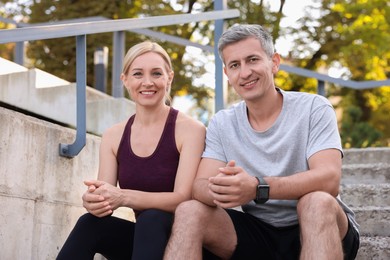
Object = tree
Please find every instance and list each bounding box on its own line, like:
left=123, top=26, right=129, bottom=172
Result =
left=5, top=0, right=211, bottom=111
left=2, top=0, right=389, bottom=146
left=284, top=0, right=390, bottom=147
left=20, top=0, right=291, bottom=121
left=341, top=105, right=382, bottom=148
left=1, top=0, right=288, bottom=117
left=0, top=1, right=28, bottom=60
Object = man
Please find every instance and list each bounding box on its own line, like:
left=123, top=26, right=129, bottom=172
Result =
left=164, top=24, right=359, bottom=260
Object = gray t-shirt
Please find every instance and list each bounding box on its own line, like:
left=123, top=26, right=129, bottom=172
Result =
left=203, top=88, right=358, bottom=231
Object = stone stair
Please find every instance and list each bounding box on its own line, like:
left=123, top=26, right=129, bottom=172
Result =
left=341, top=148, right=390, bottom=260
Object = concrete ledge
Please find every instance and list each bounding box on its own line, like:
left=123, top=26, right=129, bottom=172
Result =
left=0, top=107, right=134, bottom=259
left=0, top=57, right=28, bottom=75
left=87, top=97, right=136, bottom=135
left=0, top=65, right=135, bottom=136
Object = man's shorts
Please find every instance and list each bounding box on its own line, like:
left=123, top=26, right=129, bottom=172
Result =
left=216, top=209, right=360, bottom=260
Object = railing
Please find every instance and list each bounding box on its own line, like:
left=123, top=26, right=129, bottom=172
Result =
left=1, top=8, right=390, bottom=157
left=280, top=64, right=390, bottom=96
left=0, top=8, right=240, bottom=157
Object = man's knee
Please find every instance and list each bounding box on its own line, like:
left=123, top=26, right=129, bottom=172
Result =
left=173, top=200, right=211, bottom=229
left=297, top=191, right=339, bottom=217
left=175, top=200, right=205, bottom=216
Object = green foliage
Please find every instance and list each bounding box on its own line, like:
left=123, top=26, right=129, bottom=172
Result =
left=26, top=0, right=127, bottom=95
left=0, top=15, right=13, bottom=60
left=284, top=0, right=390, bottom=147
left=2, top=0, right=390, bottom=147
left=341, top=105, right=382, bottom=148
left=19, top=0, right=211, bottom=108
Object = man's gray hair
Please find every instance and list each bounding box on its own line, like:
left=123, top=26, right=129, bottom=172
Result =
left=218, top=24, right=275, bottom=62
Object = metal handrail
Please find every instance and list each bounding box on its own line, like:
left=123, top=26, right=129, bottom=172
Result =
left=0, top=9, right=240, bottom=157
left=0, top=10, right=239, bottom=43
left=1, top=9, right=389, bottom=157
left=280, top=64, right=390, bottom=90
left=59, top=35, right=86, bottom=157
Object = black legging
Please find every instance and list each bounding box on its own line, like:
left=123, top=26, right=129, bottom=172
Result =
left=57, top=209, right=173, bottom=260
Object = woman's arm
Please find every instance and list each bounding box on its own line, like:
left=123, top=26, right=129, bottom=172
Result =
left=88, top=114, right=206, bottom=214
left=119, top=114, right=206, bottom=213
left=82, top=122, right=124, bottom=217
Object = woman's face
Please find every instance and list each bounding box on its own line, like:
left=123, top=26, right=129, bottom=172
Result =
left=121, top=52, right=173, bottom=107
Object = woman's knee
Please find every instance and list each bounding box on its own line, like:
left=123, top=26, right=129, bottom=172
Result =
left=137, top=209, right=173, bottom=227
left=74, top=213, right=122, bottom=235
left=74, top=213, right=99, bottom=229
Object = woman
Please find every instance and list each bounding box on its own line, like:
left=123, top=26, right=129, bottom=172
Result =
left=57, top=41, right=206, bottom=259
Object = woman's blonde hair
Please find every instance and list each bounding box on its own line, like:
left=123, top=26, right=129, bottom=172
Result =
left=122, top=41, right=173, bottom=105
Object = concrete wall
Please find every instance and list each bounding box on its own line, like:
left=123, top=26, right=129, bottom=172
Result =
left=0, top=107, right=133, bottom=260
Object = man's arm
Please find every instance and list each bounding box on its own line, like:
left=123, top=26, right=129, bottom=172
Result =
left=193, top=159, right=260, bottom=209
left=194, top=148, right=341, bottom=209
left=265, top=148, right=342, bottom=200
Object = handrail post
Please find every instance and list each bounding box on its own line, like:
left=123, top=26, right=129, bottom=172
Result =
left=10, top=23, right=25, bottom=65
left=214, top=0, right=227, bottom=112
left=14, top=41, right=24, bottom=65
left=112, top=31, right=125, bottom=98
left=318, top=80, right=325, bottom=96
left=59, top=35, right=86, bottom=158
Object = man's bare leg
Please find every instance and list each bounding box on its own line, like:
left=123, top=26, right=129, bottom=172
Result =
left=298, top=191, right=349, bottom=260
left=164, top=200, right=237, bottom=260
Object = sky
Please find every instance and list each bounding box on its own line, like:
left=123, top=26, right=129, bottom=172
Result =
left=268, top=0, right=317, bottom=56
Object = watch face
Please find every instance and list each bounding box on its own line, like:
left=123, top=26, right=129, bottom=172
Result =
left=254, top=177, right=269, bottom=204
left=256, top=184, right=269, bottom=204
left=259, top=186, right=269, bottom=199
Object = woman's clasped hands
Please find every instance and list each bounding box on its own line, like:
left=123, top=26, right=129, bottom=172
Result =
left=82, top=180, right=123, bottom=217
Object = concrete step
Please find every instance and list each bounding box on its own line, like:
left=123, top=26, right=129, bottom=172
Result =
left=92, top=214, right=390, bottom=259
left=340, top=184, right=390, bottom=207
left=342, top=149, right=390, bottom=259
left=341, top=163, right=390, bottom=184
left=343, top=147, right=390, bottom=165
left=0, top=65, right=136, bottom=136
left=356, top=236, right=390, bottom=260
left=352, top=206, right=390, bottom=236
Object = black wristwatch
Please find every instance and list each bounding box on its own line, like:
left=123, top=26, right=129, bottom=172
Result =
left=254, top=176, right=269, bottom=204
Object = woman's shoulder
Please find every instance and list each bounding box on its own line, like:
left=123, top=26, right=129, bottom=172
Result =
left=101, top=119, right=128, bottom=142
left=176, top=111, right=205, bottom=130
left=97, top=119, right=129, bottom=157
left=174, top=110, right=206, bottom=152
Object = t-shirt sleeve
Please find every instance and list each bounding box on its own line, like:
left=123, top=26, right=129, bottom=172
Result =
left=306, top=97, right=343, bottom=159
left=202, top=115, right=227, bottom=162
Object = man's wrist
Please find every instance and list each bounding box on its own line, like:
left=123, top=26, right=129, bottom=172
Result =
left=254, top=176, right=270, bottom=204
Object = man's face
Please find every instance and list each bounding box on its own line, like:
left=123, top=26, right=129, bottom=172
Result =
left=222, top=37, right=280, bottom=102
